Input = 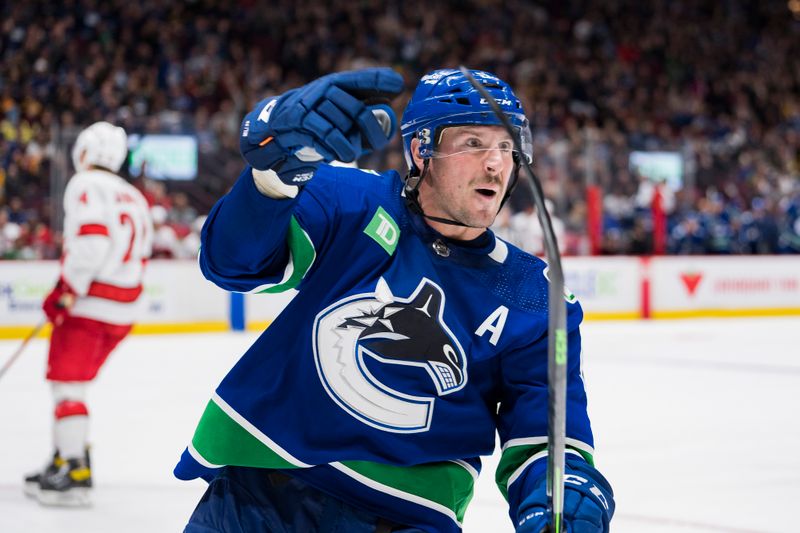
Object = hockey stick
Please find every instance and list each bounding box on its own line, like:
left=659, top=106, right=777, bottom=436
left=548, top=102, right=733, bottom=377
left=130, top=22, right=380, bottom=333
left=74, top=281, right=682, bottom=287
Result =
left=0, top=318, right=48, bottom=382
left=459, top=67, right=568, bottom=533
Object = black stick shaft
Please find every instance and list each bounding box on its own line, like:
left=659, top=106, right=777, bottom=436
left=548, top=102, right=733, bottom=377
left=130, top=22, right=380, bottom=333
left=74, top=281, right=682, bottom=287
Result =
left=459, top=67, right=568, bottom=533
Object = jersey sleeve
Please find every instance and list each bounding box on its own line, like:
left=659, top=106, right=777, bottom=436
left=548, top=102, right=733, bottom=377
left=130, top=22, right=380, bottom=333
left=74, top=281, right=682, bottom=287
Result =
left=198, top=166, right=333, bottom=293
left=494, top=299, right=595, bottom=517
left=61, top=178, right=113, bottom=295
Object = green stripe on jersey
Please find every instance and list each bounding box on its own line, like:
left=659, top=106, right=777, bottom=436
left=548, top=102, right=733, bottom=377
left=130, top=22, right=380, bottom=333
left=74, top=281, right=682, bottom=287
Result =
left=257, top=215, right=315, bottom=293
left=496, top=444, right=546, bottom=499
left=191, top=396, right=306, bottom=468
left=496, top=443, right=595, bottom=500
left=190, top=395, right=475, bottom=523
left=339, top=459, right=475, bottom=522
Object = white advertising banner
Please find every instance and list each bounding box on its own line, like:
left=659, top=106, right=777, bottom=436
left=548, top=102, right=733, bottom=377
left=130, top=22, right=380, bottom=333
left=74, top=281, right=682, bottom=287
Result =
left=563, top=257, right=642, bottom=319
left=137, top=260, right=229, bottom=326
left=0, top=260, right=229, bottom=335
left=3, top=256, right=799, bottom=338
left=0, top=261, right=59, bottom=326
left=650, top=256, right=800, bottom=317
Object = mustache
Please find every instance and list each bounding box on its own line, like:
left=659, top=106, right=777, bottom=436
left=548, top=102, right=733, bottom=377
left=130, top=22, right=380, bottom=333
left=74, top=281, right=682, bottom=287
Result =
left=472, top=174, right=503, bottom=187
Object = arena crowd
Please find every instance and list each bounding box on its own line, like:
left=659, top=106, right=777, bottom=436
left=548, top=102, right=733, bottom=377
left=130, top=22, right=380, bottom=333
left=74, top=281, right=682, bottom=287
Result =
left=1, top=0, right=798, bottom=258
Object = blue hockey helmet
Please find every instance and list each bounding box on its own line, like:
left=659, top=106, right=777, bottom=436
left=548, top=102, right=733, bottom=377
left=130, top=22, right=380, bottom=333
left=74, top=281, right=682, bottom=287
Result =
left=400, top=69, right=533, bottom=176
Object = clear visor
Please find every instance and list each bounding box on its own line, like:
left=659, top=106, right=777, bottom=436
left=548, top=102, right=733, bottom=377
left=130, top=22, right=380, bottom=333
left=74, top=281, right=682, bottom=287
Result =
left=431, top=147, right=525, bottom=161
left=414, top=111, right=534, bottom=165
left=429, top=120, right=533, bottom=164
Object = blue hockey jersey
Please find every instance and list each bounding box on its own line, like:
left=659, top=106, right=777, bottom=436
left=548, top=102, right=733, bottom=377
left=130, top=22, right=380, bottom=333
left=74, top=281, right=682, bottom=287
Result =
left=175, top=164, right=594, bottom=532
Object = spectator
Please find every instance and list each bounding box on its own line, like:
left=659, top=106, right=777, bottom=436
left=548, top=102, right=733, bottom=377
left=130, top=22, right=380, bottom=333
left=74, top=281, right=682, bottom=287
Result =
left=168, top=192, right=198, bottom=231
left=150, top=205, right=180, bottom=259
left=0, top=208, right=22, bottom=258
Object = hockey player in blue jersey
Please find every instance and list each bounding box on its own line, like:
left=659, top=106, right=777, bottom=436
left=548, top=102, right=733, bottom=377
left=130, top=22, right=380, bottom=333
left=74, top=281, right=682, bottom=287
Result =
left=176, top=67, right=614, bottom=532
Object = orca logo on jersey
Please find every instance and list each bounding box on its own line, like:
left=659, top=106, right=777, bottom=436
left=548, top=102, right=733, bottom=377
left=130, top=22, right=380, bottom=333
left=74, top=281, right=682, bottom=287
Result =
left=312, top=277, right=467, bottom=433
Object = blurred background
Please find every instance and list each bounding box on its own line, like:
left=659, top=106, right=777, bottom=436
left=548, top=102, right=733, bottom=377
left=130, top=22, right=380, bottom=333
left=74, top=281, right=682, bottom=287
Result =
left=0, top=0, right=798, bottom=260
left=1, top=2, right=799, bottom=533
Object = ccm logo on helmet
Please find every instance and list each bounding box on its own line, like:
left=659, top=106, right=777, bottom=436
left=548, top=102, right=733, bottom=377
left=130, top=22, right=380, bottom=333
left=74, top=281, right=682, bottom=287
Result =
left=480, top=98, right=512, bottom=106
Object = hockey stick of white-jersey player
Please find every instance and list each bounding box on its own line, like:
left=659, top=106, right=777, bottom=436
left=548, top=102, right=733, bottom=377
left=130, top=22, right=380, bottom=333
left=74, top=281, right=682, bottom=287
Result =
left=0, top=318, right=47, bottom=382
left=459, top=67, right=569, bottom=533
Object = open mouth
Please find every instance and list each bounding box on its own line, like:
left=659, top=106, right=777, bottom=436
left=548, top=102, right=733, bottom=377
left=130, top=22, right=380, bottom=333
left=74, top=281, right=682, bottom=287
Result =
left=475, top=188, right=497, bottom=198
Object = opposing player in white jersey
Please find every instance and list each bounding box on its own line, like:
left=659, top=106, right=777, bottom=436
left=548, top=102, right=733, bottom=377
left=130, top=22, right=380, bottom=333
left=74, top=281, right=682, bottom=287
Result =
left=24, top=121, right=153, bottom=507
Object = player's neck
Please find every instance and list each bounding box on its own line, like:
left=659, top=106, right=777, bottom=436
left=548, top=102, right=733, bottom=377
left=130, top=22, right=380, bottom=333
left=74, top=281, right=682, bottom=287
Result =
left=424, top=218, right=486, bottom=241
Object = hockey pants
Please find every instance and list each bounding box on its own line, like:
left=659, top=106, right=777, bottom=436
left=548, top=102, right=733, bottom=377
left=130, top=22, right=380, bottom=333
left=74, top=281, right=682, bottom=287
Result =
left=184, top=466, right=424, bottom=533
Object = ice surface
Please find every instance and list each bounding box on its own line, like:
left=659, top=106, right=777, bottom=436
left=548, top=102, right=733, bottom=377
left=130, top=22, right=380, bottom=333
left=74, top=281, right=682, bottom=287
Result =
left=1, top=317, right=797, bottom=532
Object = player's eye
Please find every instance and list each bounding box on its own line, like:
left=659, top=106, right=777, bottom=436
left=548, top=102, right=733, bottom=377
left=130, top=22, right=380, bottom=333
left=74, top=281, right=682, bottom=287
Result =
left=464, top=137, right=483, bottom=148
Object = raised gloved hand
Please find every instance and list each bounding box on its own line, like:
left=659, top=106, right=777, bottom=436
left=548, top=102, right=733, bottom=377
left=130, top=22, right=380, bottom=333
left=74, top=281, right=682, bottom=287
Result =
left=43, top=279, right=77, bottom=326
left=516, top=456, right=614, bottom=533
left=240, top=68, right=403, bottom=187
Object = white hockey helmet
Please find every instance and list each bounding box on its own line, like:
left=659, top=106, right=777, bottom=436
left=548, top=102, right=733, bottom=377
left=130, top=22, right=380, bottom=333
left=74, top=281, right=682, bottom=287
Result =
left=71, top=121, right=128, bottom=173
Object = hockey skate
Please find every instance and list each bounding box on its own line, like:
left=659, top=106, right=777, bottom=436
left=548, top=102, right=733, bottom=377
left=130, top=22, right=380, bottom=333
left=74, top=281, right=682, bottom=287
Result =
left=23, top=451, right=63, bottom=498
left=32, top=449, right=93, bottom=507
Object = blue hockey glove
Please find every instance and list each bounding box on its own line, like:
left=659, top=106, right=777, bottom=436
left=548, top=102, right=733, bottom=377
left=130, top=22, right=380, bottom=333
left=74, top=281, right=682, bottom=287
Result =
left=516, top=456, right=614, bottom=533
left=240, top=68, right=403, bottom=186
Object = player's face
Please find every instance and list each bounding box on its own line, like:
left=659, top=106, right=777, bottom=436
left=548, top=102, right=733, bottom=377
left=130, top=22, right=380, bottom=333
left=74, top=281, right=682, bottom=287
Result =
left=413, top=125, right=516, bottom=240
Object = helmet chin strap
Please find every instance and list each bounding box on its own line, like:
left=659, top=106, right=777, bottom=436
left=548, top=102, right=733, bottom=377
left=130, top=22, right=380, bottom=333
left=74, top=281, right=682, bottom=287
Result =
left=404, top=160, right=478, bottom=228
left=404, top=159, right=520, bottom=229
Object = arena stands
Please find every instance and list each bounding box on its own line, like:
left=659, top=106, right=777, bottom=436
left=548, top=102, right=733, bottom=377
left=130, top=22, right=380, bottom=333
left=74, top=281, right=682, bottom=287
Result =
left=1, top=0, right=798, bottom=258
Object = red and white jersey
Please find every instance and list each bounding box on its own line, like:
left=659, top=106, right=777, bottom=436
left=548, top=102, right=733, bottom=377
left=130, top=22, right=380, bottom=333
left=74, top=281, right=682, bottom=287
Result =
left=60, top=169, right=153, bottom=326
